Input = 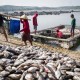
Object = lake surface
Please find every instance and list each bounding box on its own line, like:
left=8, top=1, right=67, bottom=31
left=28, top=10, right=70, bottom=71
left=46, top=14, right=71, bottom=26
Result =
left=15, top=12, right=80, bottom=51
left=28, top=12, right=80, bottom=31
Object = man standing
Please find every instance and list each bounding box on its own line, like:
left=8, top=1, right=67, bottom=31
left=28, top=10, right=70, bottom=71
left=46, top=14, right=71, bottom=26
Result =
left=20, top=14, right=32, bottom=46
left=0, top=14, right=8, bottom=41
left=33, top=13, right=38, bottom=34
left=71, top=14, right=76, bottom=37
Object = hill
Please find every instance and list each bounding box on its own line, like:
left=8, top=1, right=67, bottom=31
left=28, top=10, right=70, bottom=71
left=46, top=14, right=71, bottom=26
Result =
left=0, top=5, right=52, bottom=12
left=0, top=5, right=80, bottom=12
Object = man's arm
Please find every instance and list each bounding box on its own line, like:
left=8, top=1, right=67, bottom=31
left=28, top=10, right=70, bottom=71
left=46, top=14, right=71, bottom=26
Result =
left=2, top=16, right=8, bottom=21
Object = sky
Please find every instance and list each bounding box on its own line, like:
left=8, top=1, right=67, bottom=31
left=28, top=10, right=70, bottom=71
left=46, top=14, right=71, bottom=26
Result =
left=0, top=0, right=80, bottom=7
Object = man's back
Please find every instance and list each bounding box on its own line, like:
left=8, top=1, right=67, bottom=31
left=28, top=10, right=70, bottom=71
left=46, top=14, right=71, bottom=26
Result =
left=57, top=31, right=63, bottom=38
left=71, top=18, right=76, bottom=28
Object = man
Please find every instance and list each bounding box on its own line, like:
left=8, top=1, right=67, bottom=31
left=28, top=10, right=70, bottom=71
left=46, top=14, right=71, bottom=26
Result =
left=33, top=13, right=38, bottom=34
left=71, top=14, right=76, bottom=37
left=56, top=29, right=63, bottom=38
left=20, top=14, right=32, bottom=45
left=0, top=14, right=8, bottom=41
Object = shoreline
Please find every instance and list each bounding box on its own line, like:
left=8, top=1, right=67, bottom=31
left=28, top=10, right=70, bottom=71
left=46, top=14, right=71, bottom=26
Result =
left=0, top=33, right=80, bottom=61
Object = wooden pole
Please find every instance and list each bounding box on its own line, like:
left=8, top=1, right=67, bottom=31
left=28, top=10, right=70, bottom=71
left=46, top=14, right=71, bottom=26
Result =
left=0, top=13, right=31, bottom=20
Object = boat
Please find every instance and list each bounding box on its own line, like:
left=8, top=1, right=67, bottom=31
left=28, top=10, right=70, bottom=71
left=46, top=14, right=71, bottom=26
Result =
left=31, top=25, right=80, bottom=49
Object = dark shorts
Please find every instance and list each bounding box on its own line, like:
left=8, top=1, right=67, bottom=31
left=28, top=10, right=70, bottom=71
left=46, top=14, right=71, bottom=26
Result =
left=34, top=26, right=37, bottom=30
left=71, top=27, right=75, bottom=32
left=22, top=33, right=32, bottom=42
left=0, top=23, right=3, bottom=27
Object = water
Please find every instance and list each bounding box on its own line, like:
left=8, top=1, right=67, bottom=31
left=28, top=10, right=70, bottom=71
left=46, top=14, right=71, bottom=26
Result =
left=29, top=12, right=80, bottom=31
left=14, top=12, right=80, bottom=51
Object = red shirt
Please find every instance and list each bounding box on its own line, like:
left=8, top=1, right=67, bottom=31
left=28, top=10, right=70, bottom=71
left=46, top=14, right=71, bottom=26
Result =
left=33, top=15, right=38, bottom=26
left=57, top=31, right=63, bottom=38
left=20, top=19, right=30, bottom=34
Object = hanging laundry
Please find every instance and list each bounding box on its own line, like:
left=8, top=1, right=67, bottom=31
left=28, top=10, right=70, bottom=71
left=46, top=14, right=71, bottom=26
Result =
left=9, top=19, right=20, bottom=34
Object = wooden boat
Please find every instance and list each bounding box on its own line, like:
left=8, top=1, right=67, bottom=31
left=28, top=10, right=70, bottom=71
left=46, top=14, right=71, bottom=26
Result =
left=31, top=25, right=80, bottom=49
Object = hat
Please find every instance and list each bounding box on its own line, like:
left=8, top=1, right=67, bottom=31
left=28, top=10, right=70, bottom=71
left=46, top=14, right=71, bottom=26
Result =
left=20, top=14, right=28, bottom=19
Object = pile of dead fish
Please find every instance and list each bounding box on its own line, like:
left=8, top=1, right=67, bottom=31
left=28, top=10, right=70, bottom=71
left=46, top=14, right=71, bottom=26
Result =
left=0, top=44, right=80, bottom=80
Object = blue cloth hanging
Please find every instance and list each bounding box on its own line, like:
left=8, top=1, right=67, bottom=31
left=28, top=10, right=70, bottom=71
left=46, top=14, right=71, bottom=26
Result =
left=10, top=19, right=20, bottom=34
